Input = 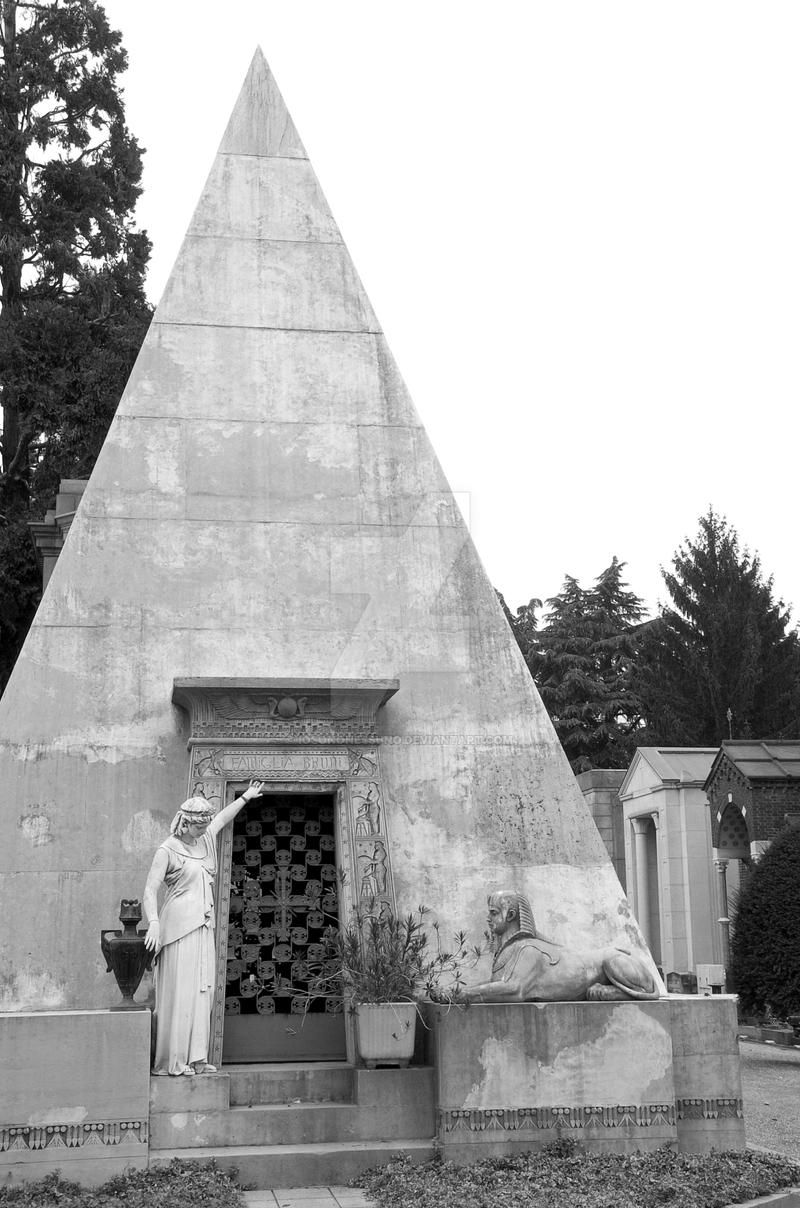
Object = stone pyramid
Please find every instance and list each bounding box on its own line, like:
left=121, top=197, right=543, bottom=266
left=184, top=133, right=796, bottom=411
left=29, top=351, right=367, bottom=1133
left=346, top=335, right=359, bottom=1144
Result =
left=0, top=50, right=653, bottom=1011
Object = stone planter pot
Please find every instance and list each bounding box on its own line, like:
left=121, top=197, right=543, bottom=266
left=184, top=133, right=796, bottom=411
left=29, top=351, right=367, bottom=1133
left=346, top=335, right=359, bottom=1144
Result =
left=355, top=1002, right=417, bottom=1067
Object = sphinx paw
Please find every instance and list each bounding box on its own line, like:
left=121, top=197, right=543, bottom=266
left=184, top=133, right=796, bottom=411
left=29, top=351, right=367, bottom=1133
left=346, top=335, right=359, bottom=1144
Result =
left=587, top=983, right=626, bottom=1001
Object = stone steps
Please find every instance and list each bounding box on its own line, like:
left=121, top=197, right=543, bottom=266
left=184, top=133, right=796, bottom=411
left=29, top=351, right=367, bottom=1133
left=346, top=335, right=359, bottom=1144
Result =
left=149, top=1138, right=435, bottom=1188
left=150, top=1100, right=431, bottom=1148
left=148, top=1063, right=436, bottom=1188
left=226, top=1061, right=355, bottom=1105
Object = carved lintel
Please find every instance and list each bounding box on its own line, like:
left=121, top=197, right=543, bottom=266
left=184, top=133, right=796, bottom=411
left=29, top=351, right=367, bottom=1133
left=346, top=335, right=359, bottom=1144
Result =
left=172, top=678, right=398, bottom=745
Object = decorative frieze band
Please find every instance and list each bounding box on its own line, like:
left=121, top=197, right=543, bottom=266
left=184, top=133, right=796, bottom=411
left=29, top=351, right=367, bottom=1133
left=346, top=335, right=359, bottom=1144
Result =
left=438, top=1104, right=677, bottom=1134
left=676, top=1098, right=744, bottom=1120
left=172, top=678, right=398, bottom=746
left=0, top=1120, right=148, bottom=1152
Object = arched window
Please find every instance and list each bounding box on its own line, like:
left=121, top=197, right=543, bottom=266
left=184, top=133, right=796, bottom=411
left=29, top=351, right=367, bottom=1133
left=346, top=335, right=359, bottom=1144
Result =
left=717, top=804, right=749, bottom=859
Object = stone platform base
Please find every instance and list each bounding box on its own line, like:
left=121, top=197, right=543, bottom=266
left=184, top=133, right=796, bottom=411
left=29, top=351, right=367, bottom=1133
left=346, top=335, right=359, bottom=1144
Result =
left=431, top=996, right=745, bottom=1161
left=149, top=1063, right=436, bottom=1187
left=0, top=997, right=745, bottom=1183
left=0, top=1009, right=151, bottom=1185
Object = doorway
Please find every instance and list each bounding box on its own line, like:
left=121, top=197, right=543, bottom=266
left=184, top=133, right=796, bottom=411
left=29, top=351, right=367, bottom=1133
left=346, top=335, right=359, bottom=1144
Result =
left=221, top=790, right=346, bottom=1062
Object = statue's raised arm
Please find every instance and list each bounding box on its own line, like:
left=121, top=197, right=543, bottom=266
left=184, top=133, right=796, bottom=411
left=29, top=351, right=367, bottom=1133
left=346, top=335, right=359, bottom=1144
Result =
left=464, top=889, right=659, bottom=1004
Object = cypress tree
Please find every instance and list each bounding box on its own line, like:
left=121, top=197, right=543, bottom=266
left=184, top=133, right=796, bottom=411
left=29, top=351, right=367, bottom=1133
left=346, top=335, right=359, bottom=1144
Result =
left=636, top=510, right=800, bottom=744
left=0, top=0, right=152, bottom=688
left=731, top=825, right=800, bottom=1019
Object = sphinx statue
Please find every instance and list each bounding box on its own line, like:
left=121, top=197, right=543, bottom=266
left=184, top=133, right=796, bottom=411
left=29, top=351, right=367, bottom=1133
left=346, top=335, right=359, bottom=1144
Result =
left=464, top=889, right=660, bottom=1003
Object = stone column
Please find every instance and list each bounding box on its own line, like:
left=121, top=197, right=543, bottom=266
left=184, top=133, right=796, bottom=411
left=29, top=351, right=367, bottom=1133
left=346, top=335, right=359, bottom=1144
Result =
left=715, top=858, right=731, bottom=971
left=632, top=817, right=651, bottom=948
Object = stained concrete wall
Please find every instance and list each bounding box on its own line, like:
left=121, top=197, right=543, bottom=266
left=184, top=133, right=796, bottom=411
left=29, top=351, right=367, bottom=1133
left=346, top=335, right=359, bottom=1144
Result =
left=0, top=1010, right=150, bottom=1184
left=432, top=998, right=744, bottom=1159
left=576, top=768, right=626, bottom=889
left=0, top=50, right=655, bottom=1012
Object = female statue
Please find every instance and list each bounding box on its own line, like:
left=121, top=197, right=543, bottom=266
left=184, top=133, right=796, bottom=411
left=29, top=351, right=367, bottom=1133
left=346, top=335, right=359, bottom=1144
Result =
left=144, top=779, right=266, bottom=1075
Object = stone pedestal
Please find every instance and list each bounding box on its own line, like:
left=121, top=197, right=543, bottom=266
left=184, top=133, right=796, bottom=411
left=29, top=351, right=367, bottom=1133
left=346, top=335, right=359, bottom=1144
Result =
left=431, top=997, right=744, bottom=1162
left=0, top=1009, right=151, bottom=1185
left=669, top=995, right=746, bottom=1152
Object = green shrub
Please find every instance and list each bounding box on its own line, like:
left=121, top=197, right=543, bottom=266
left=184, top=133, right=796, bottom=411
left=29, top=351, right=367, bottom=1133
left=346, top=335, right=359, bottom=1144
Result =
left=358, top=1145, right=800, bottom=1208
left=297, top=903, right=473, bottom=1008
left=0, top=1158, right=246, bottom=1208
left=731, top=824, right=800, bottom=1018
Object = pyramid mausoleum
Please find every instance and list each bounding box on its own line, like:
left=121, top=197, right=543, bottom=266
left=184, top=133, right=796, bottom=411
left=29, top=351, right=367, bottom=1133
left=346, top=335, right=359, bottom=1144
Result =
left=0, top=49, right=647, bottom=1018
left=0, top=51, right=744, bottom=1184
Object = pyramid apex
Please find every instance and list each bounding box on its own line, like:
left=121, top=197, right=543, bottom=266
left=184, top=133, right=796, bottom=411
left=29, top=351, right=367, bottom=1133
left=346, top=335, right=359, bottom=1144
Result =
left=219, top=46, right=306, bottom=159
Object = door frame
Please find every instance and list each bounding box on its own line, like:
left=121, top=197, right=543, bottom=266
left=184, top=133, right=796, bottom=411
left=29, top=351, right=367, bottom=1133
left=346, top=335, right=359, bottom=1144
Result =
left=214, top=777, right=347, bottom=1065
left=206, top=755, right=395, bottom=1067
left=172, top=674, right=399, bottom=1068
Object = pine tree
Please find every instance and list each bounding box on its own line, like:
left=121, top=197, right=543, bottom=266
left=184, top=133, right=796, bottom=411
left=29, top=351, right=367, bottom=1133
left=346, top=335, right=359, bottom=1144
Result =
left=636, top=510, right=800, bottom=745
left=730, top=825, right=800, bottom=1019
left=0, top=0, right=152, bottom=687
left=497, top=591, right=542, bottom=677
left=534, top=558, right=646, bottom=773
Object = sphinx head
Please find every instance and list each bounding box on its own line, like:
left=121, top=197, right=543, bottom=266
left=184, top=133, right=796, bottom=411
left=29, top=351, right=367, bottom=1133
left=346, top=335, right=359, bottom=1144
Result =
left=486, top=889, right=538, bottom=945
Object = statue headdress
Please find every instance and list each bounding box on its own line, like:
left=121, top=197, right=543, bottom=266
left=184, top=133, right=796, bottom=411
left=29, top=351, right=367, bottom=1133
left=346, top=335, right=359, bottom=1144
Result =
left=170, top=796, right=216, bottom=836
left=514, top=892, right=537, bottom=936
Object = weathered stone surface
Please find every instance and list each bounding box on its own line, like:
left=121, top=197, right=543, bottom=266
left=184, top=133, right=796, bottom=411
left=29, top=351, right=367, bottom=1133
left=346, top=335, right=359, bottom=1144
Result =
left=189, top=156, right=342, bottom=243
left=432, top=999, right=745, bottom=1158
left=0, top=49, right=655, bottom=1010
left=157, top=237, right=379, bottom=331
left=433, top=1001, right=678, bottom=1159
left=0, top=1011, right=150, bottom=1183
left=149, top=1072, right=230, bottom=1114
left=117, top=328, right=419, bottom=427
left=669, top=995, right=746, bottom=1151
left=218, top=55, right=306, bottom=157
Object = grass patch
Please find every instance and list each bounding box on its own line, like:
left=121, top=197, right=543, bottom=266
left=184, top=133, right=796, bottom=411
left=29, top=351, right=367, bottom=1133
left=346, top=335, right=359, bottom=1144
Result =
left=0, top=1159, right=246, bottom=1208
left=359, top=1142, right=800, bottom=1208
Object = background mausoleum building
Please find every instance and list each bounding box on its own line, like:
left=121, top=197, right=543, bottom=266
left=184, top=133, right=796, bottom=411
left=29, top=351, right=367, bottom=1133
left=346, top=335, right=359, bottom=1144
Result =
left=579, top=741, right=800, bottom=993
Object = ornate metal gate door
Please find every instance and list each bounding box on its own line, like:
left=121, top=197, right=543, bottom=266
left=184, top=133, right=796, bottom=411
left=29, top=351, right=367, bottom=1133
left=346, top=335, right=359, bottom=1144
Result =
left=221, top=792, right=345, bottom=1062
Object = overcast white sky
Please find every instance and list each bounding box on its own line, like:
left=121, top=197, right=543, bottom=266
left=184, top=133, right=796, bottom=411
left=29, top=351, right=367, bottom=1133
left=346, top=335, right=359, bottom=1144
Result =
left=101, top=1, right=800, bottom=621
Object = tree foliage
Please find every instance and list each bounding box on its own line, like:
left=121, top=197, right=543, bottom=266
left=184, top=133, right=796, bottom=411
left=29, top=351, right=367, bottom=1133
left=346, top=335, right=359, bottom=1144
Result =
left=506, top=559, right=646, bottom=773
left=498, top=590, right=541, bottom=676
left=501, top=511, right=800, bottom=769
left=730, top=825, right=800, bottom=1018
left=0, top=0, right=152, bottom=687
left=635, top=509, right=800, bottom=745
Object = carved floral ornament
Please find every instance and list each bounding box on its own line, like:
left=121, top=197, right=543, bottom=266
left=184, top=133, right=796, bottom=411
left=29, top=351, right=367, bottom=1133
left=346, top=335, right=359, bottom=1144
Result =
left=0, top=1121, right=148, bottom=1151
left=436, top=1098, right=742, bottom=1136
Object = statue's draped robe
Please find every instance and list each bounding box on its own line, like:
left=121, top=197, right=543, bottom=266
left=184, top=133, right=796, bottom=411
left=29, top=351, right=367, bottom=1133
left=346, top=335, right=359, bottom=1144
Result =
left=151, top=830, right=217, bottom=1075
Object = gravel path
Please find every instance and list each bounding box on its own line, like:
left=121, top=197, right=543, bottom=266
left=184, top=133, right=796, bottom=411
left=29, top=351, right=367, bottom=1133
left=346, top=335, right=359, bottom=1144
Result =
left=740, top=1039, right=800, bottom=1163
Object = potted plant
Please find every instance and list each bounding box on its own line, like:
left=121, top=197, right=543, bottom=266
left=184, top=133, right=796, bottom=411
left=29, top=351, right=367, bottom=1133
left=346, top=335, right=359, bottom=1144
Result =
left=306, top=901, right=471, bottom=1066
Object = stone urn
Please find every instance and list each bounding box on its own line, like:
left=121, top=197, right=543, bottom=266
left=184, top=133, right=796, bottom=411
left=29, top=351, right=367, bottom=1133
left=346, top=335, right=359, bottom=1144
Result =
left=101, top=899, right=152, bottom=1009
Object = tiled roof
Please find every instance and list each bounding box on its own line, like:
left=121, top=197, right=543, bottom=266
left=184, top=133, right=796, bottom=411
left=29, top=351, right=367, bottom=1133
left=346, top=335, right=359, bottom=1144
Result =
left=717, top=740, right=800, bottom=781
left=636, top=747, right=718, bottom=785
